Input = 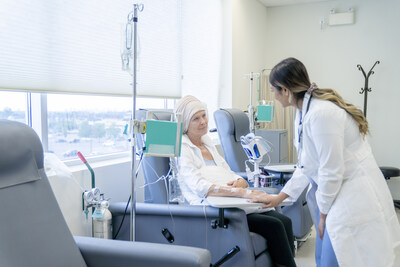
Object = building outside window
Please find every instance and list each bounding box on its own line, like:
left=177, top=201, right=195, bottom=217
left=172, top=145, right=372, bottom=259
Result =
left=47, top=94, right=166, bottom=160
left=0, top=90, right=171, bottom=162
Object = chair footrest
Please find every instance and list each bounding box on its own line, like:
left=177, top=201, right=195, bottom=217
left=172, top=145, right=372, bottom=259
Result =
left=249, top=232, right=268, bottom=257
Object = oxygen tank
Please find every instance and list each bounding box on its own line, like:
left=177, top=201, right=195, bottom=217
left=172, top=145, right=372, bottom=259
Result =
left=92, top=199, right=112, bottom=239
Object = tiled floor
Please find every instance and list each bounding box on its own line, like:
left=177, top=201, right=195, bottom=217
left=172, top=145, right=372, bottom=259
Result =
left=294, top=227, right=316, bottom=267
left=294, top=208, right=400, bottom=267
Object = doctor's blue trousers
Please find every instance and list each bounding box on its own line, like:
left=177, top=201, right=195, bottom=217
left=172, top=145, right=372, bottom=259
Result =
left=315, top=208, right=339, bottom=267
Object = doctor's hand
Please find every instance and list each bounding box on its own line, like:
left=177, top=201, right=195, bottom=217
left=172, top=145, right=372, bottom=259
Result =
left=227, top=178, right=248, bottom=188
left=249, top=191, right=289, bottom=208
left=249, top=193, right=280, bottom=208
left=318, top=213, right=327, bottom=239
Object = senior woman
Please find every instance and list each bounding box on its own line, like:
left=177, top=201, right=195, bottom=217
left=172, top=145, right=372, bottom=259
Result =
left=175, top=95, right=296, bottom=267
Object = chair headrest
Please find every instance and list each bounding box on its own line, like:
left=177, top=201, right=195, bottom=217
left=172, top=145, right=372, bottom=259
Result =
left=220, top=109, right=249, bottom=142
left=0, top=120, right=43, bottom=189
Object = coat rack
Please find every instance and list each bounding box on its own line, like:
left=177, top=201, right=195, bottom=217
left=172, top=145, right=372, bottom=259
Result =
left=358, top=61, right=400, bottom=206
left=357, top=60, right=380, bottom=117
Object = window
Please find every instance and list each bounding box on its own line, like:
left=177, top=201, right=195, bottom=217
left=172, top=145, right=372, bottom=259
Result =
left=0, top=91, right=27, bottom=124
left=0, top=0, right=223, bottom=164
left=47, top=93, right=167, bottom=160
left=0, top=90, right=172, bottom=162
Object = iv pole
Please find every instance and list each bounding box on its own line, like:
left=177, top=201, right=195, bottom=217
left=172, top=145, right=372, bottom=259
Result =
left=248, top=72, right=255, bottom=133
left=246, top=72, right=260, bottom=133
left=127, top=3, right=143, bottom=242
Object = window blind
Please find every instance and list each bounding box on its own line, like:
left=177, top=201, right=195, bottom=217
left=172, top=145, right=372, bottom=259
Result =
left=0, top=0, right=181, bottom=98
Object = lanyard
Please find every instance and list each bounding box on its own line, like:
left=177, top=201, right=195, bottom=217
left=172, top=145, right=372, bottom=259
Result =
left=297, top=93, right=313, bottom=169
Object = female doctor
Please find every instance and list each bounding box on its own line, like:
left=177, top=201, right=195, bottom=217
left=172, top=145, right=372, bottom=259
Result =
left=251, top=57, right=400, bottom=267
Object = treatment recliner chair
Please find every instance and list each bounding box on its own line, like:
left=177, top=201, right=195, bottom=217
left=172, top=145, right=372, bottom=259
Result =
left=0, top=120, right=210, bottom=267
left=109, top=109, right=273, bottom=267
left=213, top=108, right=313, bottom=241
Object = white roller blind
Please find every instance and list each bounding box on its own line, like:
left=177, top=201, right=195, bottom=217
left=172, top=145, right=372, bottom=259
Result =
left=0, top=0, right=181, bottom=98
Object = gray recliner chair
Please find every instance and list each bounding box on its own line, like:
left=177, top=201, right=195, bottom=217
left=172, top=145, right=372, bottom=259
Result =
left=110, top=109, right=273, bottom=267
left=213, top=109, right=249, bottom=174
left=0, top=119, right=211, bottom=267
left=111, top=203, right=272, bottom=267
left=213, top=108, right=313, bottom=241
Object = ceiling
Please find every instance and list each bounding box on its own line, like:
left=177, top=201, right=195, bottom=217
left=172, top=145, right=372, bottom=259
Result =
left=259, top=0, right=332, bottom=7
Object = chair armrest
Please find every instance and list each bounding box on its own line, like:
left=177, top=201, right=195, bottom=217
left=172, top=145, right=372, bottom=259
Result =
left=249, top=187, right=280, bottom=194
left=109, top=203, right=263, bottom=266
left=74, top=236, right=211, bottom=267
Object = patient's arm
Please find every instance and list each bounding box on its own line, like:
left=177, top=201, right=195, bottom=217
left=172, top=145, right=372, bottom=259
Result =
left=206, top=185, right=263, bottom=199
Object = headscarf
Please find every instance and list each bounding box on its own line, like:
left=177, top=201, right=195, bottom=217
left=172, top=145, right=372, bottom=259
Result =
left=174, top=95, right=207, bottom=134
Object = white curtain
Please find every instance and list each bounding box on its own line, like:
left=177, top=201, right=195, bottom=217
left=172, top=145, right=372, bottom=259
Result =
left=259, top=72, right=296, bottom=163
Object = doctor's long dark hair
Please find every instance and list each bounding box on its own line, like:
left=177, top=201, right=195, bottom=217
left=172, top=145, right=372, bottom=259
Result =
left=269, top=57, right=369, bottom=136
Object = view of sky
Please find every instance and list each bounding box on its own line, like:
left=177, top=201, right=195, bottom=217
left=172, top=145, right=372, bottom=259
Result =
left=0, top=91, right=26, bottom=110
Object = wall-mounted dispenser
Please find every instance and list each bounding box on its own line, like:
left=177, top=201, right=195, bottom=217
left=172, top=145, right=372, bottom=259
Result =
left=328, top=8, right=355, bottom=26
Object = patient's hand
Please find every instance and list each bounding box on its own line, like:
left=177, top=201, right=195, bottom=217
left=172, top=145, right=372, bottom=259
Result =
left=244, top=190, right=265, bottom=199
left=227, top=178, right=248, bottom=188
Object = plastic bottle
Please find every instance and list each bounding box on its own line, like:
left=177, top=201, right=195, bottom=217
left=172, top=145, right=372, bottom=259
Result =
left=168, top=175, right=184, bottom=204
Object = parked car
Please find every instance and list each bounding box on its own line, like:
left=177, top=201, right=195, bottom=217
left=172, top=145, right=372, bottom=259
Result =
left=63, top=149, right=78, bottom=158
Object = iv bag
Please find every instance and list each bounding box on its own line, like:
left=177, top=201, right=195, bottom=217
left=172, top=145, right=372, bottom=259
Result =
left=120, top=22, right=133, bottom=74
left=168, top=175, right=184, bottom=204
left=257, top=101, right=274, bottom=122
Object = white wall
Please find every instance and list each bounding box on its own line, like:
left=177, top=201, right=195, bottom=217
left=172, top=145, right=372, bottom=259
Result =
left=219, top=0, right=233, bottom=109
left=48, top=156, right=143, bottom=236
left=180, top=0, right=224, bottom=129
left=72, top=159, right=135, bottom=204
left=230, top=0, right=400, bottom=197
left=232, top=0, right=269, bottom=110
left=262, top=0, right=400, bottom=167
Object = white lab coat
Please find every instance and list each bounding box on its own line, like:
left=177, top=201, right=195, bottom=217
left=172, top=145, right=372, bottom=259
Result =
left=281, top=96, right=400, bottom=267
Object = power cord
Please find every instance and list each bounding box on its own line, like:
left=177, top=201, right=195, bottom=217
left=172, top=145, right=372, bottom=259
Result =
left=113, top=157, right=171, bottom=239
left=202, top=202, right=208, bottom=249
left=113, top=195, right=131, bottom=239
left=163, top=175, right=176, bottom=236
